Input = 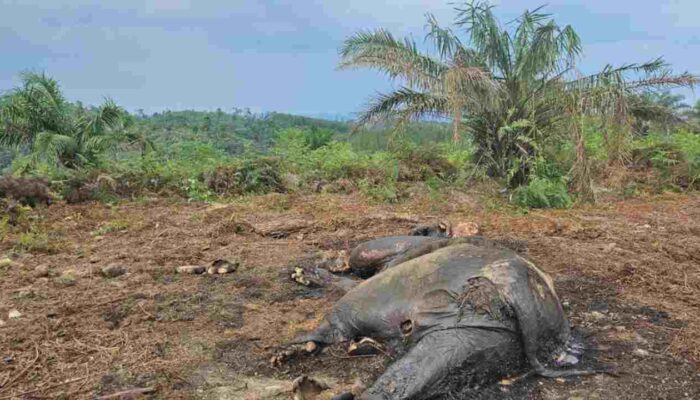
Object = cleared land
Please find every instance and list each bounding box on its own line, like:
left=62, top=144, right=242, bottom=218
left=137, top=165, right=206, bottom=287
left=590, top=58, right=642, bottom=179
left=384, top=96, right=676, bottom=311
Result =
left=1, top=191, right=699, bottom=399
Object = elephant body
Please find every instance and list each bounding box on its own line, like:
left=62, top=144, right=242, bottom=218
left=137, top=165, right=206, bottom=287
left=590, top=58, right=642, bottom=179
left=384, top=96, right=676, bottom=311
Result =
left=295, top=239, right=577, bottom=399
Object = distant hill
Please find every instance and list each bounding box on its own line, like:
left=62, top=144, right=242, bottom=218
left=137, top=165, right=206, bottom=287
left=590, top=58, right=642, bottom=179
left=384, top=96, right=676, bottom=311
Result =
left=135, top=109, right=452, bottom=154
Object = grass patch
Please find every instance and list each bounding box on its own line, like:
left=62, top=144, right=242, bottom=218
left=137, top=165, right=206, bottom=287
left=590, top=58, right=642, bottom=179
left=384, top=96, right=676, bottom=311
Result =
left=92, top=219, right=131, bottom=236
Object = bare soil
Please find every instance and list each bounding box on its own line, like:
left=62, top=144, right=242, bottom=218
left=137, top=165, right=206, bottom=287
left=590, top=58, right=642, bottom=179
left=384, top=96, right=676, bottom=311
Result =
left=1, top=190, right=699, bottom=399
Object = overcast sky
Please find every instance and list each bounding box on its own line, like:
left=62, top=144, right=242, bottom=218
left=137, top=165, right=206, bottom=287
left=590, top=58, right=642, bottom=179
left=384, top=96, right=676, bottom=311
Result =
left=1, top=0, right=698, bottom=117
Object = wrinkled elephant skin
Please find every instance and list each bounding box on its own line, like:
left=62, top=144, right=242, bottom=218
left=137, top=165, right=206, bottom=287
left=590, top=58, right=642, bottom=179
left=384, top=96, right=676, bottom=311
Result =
left=298, top=242, right=577, bottom=399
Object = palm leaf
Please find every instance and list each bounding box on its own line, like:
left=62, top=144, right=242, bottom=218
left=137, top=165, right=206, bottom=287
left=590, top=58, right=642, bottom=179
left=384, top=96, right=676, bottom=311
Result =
left=358, top=88, right=449, bottom=125
left=339, top=29, right=448, bottom=90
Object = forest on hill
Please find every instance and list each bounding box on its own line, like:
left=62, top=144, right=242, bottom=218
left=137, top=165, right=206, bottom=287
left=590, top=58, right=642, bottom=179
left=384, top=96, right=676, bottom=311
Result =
left=0, top=1, right=699, bottom=211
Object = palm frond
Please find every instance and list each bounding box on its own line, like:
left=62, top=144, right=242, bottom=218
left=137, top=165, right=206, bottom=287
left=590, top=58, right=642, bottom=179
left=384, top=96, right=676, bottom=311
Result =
left=31, top=131, right=76, bottom=165
left=75, top=99, right=125, bottom=139
left=454, top=1, right=512, bottom=79
left=567, top=58, right=669, bottom=90
left=358, top=88, right=449, bottom=126
left=339, top=29, right=448, bottom=90
left=425, top=13, right=463, bottom=59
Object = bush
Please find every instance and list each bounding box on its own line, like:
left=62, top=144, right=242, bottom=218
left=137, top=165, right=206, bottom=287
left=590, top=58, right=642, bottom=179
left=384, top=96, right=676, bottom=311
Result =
left=511, top=176, right=573, bottom=209
left=394, top=142, right=459, bottom=182
left=205, top=157, right=284, bottom=196
left=511, top=158, right=572, bottom=208
left=632, top=130, right=700, bottom=189
left=15, top=227, right=61, bottom=254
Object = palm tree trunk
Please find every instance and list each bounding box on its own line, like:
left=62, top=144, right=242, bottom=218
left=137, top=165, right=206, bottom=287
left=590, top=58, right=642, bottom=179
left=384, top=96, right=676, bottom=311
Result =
left=571, top=115, right=595, bottom=203
left=452, top=108, right=462, bottom=144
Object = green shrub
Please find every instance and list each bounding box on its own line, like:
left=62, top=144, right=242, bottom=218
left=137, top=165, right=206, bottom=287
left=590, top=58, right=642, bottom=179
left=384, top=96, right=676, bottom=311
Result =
left=92, top=220, right=130, bottom=236
left=204, top=157, right=283, bottom=196
left=511, top=176, right=573, bottom=209
left=511, top=158, right=572, bottom=208
left=358, top=179, right=400, bottom=203
left=632, top=130, right=700, bottom=189
left=16, top=229, right=59, bottom=254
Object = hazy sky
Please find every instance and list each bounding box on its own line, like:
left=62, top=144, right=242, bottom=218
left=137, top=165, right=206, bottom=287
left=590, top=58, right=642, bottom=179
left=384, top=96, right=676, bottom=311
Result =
left=1, top=0, right=698, bottom=117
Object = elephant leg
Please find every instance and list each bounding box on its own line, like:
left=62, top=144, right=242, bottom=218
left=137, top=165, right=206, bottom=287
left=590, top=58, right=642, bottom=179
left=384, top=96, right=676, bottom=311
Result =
left=361, top=328, right=521, bottom=400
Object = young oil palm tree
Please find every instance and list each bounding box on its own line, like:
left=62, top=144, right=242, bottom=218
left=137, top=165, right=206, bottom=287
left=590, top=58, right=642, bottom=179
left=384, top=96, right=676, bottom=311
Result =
left=340, top=1, right=696, bottom=188
left=0, top=72, right=126, bottom=169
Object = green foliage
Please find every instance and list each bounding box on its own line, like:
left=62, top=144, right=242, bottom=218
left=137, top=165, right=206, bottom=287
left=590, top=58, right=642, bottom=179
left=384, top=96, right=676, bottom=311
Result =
left=0, top=72, right=127, bottom=169
left=512, top=177, right=572, bottom=209
left=205, top=157, right=284, bottom=196
left=340, top=1, right=696, bottom=190
left=358, top=179, right=400, bottom=203
left=92, top=220, right=130, bottom=236
left=15, top=227, right=59, bottom=254
left=133, top=109, right=349, bottom=156
left=348, top=122, right=453, bottom=152
left=632, top=130, right=700, bottom=188
left=511, top=159, right=572, bottom=208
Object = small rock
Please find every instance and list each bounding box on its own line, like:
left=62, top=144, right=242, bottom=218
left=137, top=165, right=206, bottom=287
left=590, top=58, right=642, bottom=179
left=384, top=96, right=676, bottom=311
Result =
left=46, top=310, right=58, bottom=319
left=210, top=259, right=238, bottom=274
left=0, top=258, right=13, bottom=268
left=0, top=319, right=5, bottom=327
left=588, top=311, right=605, bottom=321
left=555, top=378, right=566, bottom=383
left=8, top=309, right=21, bottom=319
left=305, top=341, right=318, bottom=353
left=100, top=264, right=127, bottom=278
left=292, top=375, right=330, bottom=400
left=56, top=270, right=77, bottom=286
left=34, top=264, right=50, bottom=277
left=177, top=265, right=206, bottom=274
left=633, top=348, right=650, bottom=357
left=452, top=221, right=480, bottom=237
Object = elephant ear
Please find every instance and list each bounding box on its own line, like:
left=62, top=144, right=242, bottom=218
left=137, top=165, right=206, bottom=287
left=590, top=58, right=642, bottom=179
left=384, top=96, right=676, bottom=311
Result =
left=488, top=257, right=601, bottom=378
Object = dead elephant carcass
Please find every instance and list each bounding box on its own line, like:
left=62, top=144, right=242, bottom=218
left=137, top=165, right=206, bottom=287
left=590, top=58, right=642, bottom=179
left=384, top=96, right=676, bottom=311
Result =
left=283, top=240, right=593, bottom=399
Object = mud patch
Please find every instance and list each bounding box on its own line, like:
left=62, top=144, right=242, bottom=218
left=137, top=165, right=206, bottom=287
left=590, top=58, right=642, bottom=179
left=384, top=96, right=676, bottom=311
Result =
left=215, top=338, right=277, bottom=376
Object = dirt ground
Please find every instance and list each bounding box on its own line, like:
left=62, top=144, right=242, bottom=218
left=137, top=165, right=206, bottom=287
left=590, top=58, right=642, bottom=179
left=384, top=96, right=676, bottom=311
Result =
left=1, top=189, right=699, bottom=399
